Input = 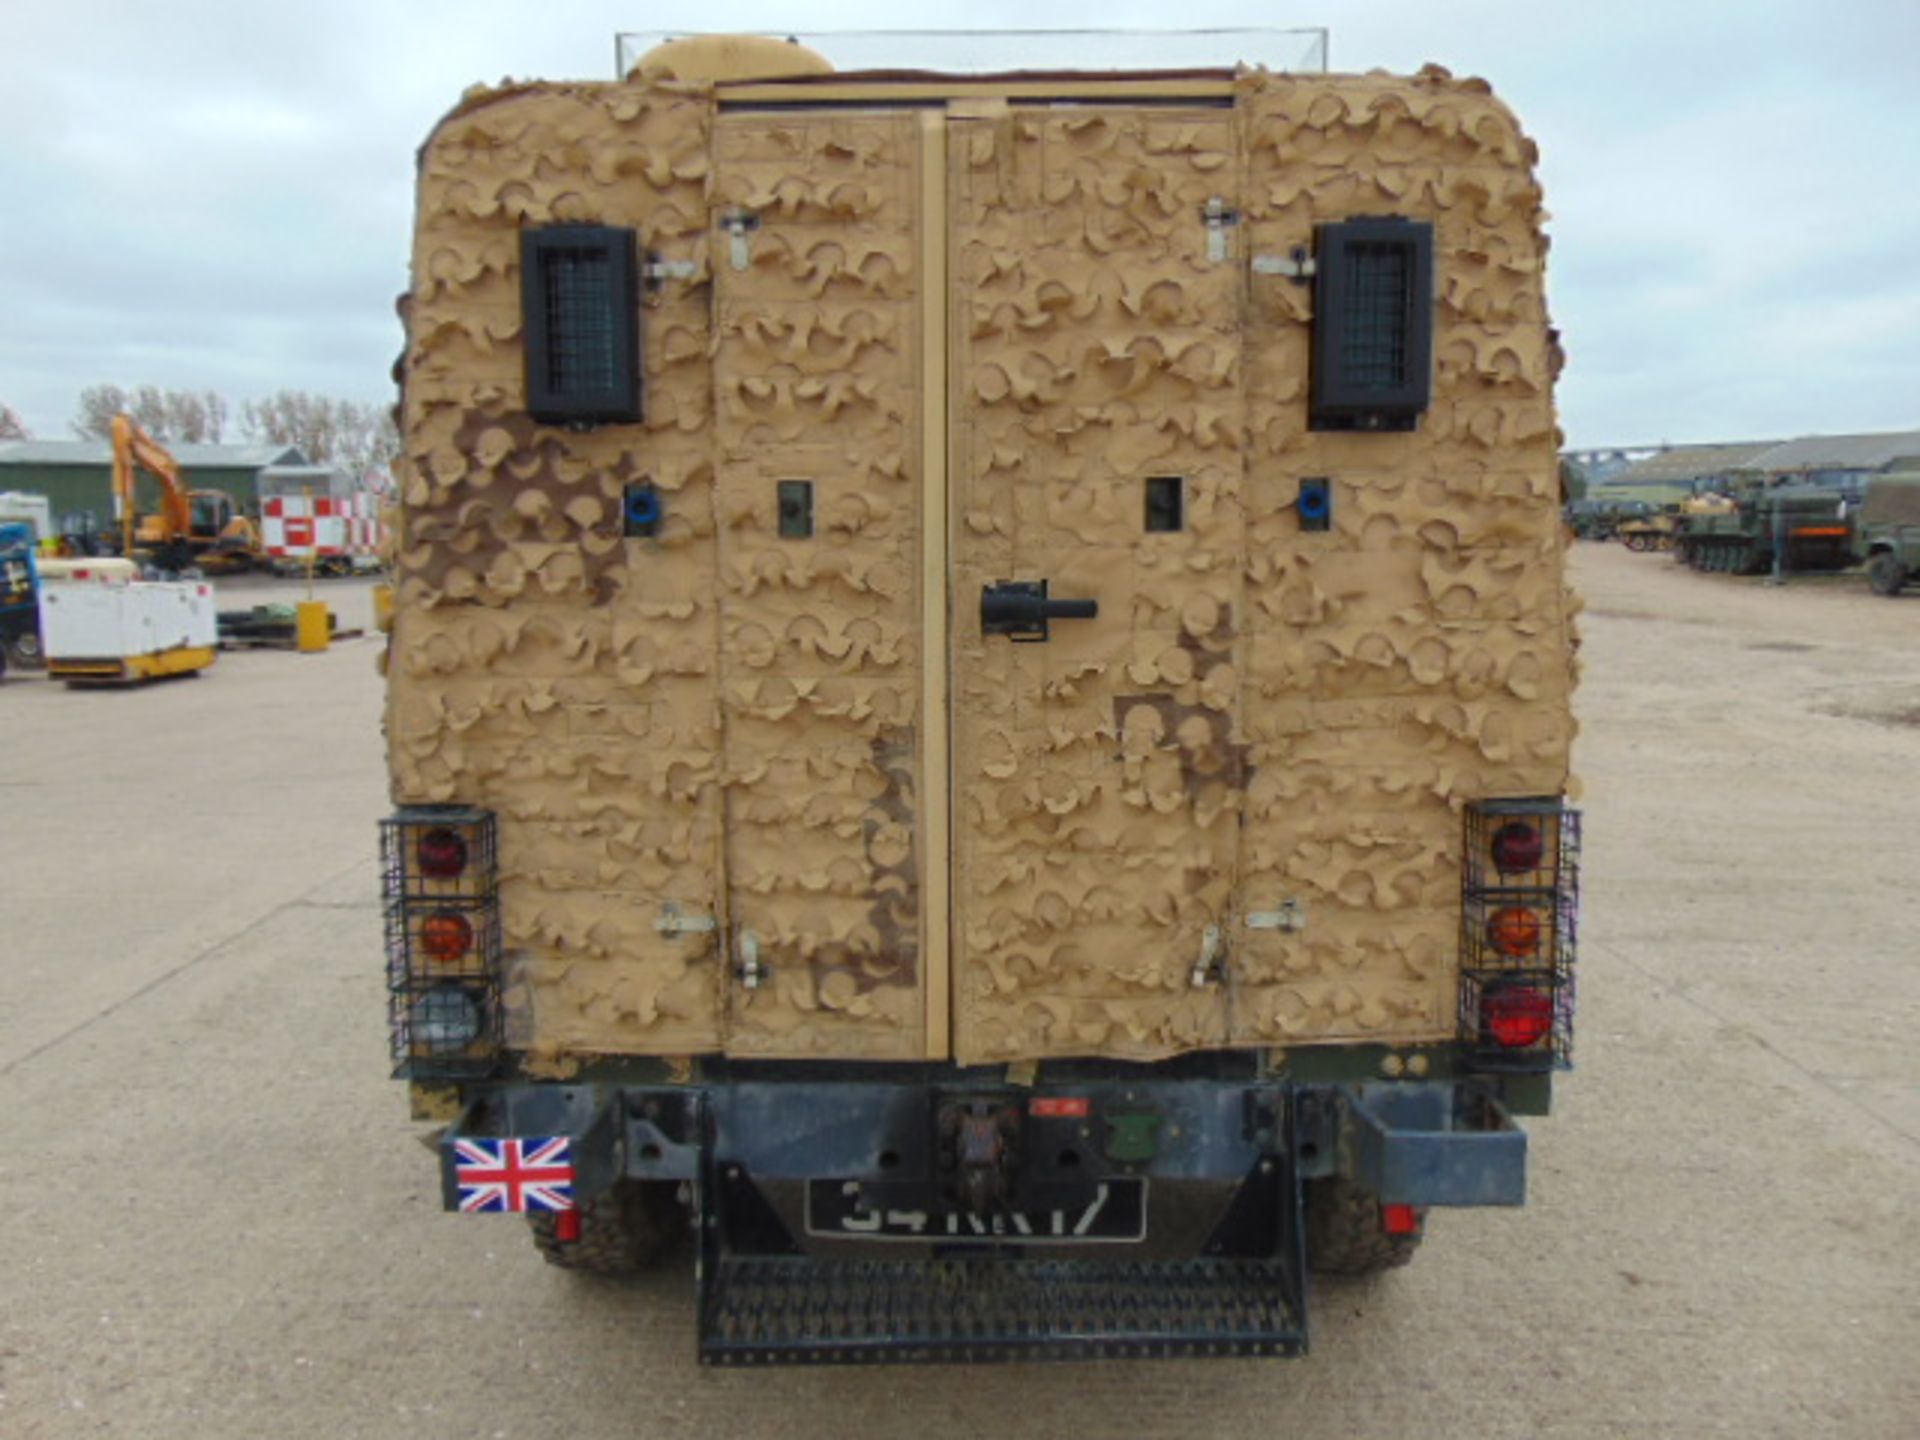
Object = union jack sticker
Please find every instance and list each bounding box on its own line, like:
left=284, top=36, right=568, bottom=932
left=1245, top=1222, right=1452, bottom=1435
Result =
left=452, top=1136, right=576, bottom=1214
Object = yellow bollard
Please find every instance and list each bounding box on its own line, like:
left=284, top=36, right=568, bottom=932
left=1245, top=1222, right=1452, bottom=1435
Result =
left=373, top=582, right=395, bottom=633
left=296, top=600, right=332, bottom=653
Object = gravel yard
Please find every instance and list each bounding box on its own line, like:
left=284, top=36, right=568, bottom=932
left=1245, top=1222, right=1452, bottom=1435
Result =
left=0, top=548, right=1913, bottom=1438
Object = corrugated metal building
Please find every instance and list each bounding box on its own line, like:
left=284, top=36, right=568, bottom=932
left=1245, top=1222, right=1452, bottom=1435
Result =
left=0, top=438, right=310, bottom=533
left=1595, top=441, right=1781, bottom=504
left=1591, top=429, right=1920, bottom=504
left=1743, top=431, right=1920, bottom=499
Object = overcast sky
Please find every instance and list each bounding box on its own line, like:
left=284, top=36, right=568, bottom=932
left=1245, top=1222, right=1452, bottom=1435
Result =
left=3, top=1, right=1916, bottom=450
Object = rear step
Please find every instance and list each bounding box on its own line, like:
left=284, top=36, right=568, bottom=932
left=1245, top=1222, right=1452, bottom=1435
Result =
left=699, top=1256, right=1306, bottom=1365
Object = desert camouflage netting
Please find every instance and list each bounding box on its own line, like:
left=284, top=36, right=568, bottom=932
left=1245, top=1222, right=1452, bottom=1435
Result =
left=386, top=63, right=1577, bottom=1069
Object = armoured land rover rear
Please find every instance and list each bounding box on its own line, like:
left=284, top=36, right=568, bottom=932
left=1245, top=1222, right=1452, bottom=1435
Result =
left=380, top=30, right=1581, bottom=1363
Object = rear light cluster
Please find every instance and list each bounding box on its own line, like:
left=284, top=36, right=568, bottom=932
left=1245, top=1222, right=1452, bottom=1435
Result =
left=1458, top=799, right=1580, bottom=1071
left=380, top=806, right=501, bottom=1078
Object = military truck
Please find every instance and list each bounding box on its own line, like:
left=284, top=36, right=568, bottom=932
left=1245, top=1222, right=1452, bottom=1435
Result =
left=1673, top=482, right=1852, bottom=576
left=381, top=31, right=1581, bottom=1364
left=1564, top=496, right=1649, bottom=541
left=1854, top=472, right=1920, bottom=596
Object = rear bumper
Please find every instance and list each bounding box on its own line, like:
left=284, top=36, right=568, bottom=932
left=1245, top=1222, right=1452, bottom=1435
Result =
left=440, top=1073, right=1528, bottom=1209
left=439, top=1070, right=1529, bottom=1362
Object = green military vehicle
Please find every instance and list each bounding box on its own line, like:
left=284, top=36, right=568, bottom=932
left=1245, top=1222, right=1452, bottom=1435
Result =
left=1674, top=482, right=1853, bottom=576
left=1564, top=497, right=1652, bottom=541
left=1855, top=473, right=1920, bottom=596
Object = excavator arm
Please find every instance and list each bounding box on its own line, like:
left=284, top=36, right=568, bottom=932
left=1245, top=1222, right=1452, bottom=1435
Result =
left=110, top=414, right=189, bottom=558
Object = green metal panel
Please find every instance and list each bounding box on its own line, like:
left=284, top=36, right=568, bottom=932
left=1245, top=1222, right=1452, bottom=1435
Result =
left=0, top=460, right=274, bottom=532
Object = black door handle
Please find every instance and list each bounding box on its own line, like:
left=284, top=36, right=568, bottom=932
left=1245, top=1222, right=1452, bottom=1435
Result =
left=980, top=580, right=1099, bottom=642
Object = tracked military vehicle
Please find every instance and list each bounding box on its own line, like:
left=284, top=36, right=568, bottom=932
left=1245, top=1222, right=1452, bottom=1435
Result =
left=380, top=30, right=1581, bottom=1364
left=1674, top=482, right=1852, bottom=576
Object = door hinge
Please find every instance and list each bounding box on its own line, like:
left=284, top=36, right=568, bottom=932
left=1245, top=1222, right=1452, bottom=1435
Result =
left=1190, top=923, right=1226, bottom=988
left=655, top=903, right=717, bottom=936
left=736, top=928, right=766, bottom=989
left=1246, top=901, right=1307, bottom=934
left=642, top=255, right=700, bottom=285
left=1252, top=249, right=1316, bottom=281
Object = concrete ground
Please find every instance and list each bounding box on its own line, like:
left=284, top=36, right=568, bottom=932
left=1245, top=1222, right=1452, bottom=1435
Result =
left=0, top=552, right=1914, bottom=1439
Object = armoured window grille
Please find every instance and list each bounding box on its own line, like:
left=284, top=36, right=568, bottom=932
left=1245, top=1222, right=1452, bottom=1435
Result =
left=1310, top=218, right=1433, bottom=432
left=521, top=226, right=643, bottom=425
left=1341, top=243, right=1411, bottom=391
left=542, top=249, right=618, bottom=395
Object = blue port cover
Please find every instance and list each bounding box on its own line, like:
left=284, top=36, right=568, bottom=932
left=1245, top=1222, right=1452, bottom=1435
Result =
left=1298, top=477, right=1332, bottom=531
left=625, top=484, right=662, bottom=537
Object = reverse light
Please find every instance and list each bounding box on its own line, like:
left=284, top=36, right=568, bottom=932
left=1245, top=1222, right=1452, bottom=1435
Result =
left=1481, top=984, right=1554, bottom=1049
left=410, top=986, right=484, bottom=1055
left=416, top=827, right=469, bottom=879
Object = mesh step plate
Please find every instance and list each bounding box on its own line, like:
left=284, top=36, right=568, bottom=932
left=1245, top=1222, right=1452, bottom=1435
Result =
left=700, top=1257, right=1305, bottom=1365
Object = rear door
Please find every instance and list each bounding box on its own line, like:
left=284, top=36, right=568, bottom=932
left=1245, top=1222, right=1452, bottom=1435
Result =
left=947, top=106, right=1248, bottom=1063
left=711, top=111, right=935, bottom=1059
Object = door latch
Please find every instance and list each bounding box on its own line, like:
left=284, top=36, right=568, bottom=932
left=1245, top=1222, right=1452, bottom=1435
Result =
left=980, top=580, right=1098, bottom=642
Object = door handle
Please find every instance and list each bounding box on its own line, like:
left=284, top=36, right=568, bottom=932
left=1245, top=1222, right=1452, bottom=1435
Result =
left=980, top=580, right=1098, bottom=642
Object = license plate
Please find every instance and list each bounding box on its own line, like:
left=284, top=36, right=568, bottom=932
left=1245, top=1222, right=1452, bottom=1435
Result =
left=804, top=1178, right=1147, bottom=1244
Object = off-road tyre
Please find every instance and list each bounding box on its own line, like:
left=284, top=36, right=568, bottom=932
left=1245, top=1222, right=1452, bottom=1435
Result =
left=1868, top=552, right=1906, bottom=597
left=6, top=630, right=45, bottom=671
left=528, top=1180, right=684, bottom=1275
left=1304, top=1176, right=1423, bottom=1276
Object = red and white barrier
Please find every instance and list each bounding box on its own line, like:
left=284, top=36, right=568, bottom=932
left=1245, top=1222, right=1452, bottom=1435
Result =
left=261, top=494, right=386, bottom=560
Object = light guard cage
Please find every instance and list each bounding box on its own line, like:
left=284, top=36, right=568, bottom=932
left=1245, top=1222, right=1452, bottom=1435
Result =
left=1459, top=798, right=1581, bottom=1071
left=381, top=806, right=503, bottom=1079
left=614, top=28, right=1332, bottom=78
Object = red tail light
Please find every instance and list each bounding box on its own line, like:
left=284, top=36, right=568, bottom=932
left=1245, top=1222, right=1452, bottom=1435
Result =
left=1482, top=984, right=1553, bottom=1049
left=416, top=827, right=469, bottom=879
left=1381, top=1203, right=1421, bottom=1236
left=1485, top=906, right=1542, bottom=958
left=420, top=911, right=474, bottom=963
left=1490, top=820, right=1544, bottom=874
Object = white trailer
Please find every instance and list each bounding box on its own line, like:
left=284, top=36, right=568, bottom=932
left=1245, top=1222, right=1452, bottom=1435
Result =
left=37, top=572, right=218, bottom=683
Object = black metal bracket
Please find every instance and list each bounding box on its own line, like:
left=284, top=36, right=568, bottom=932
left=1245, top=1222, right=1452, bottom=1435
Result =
left=980, top=579, right=1098, bottom=642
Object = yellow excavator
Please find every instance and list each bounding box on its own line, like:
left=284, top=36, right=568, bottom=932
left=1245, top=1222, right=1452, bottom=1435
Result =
left=112, top=415, right=261, bottom=574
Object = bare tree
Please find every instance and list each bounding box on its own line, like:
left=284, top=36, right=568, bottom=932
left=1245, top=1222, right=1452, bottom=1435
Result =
left=242, top=389, right=398, bottom=472
left=0, top=404, right=27, bottom=440
left=71, top=383, right=131, bottom=440
left=71, top=384, right=230, bottom=443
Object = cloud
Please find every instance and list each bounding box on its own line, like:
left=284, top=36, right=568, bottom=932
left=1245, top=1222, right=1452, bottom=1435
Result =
left=0, top=0, right=1915, bottom=447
